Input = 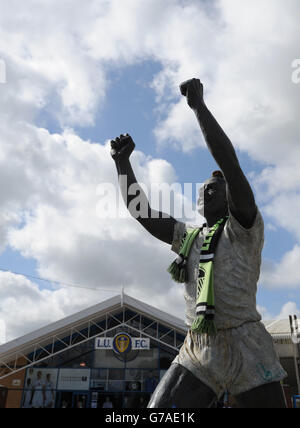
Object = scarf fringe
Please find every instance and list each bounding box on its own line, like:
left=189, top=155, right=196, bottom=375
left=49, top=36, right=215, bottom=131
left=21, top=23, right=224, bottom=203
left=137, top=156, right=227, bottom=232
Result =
left=191, top=315, right=217, bottom=336
left=167, top=260, right=187, bottom=283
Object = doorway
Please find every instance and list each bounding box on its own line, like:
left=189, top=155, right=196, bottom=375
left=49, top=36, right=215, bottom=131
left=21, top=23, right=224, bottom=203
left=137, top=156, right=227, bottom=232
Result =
left=0, top=387, right=7, bottom=408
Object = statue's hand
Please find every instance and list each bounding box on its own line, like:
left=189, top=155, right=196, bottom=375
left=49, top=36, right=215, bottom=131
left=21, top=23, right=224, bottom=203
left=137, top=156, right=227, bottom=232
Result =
left=110, top=134, right=135, bottom=162
left=180, top=78, right=204, bottom=110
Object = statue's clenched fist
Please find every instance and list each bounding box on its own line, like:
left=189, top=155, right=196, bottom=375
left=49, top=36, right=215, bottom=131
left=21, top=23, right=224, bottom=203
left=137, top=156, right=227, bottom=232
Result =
left=180, top=78, right=204, bottom=110
left=110, top=134, right=135, bottom=162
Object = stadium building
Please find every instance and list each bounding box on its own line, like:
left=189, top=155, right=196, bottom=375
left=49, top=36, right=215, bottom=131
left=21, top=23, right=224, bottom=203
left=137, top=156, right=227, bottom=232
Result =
left=0, top=293, right=299, bottom=408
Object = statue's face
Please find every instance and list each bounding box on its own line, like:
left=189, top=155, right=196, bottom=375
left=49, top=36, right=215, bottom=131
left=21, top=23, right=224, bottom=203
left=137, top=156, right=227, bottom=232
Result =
left=197, top=177, right=228, bottom=218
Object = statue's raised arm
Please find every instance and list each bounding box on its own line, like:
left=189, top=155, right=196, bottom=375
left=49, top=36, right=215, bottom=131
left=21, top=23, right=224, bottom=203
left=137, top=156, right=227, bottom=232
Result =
left=180, top=78, right=257, bottom=229
left=111, top=134, right=176, bottom=244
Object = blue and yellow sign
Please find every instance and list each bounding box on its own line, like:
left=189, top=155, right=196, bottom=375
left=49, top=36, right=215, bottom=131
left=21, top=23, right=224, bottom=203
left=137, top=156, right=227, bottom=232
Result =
left=95, top=334, right=150, bottom=352
left=113, top=332, right=132, bottom=355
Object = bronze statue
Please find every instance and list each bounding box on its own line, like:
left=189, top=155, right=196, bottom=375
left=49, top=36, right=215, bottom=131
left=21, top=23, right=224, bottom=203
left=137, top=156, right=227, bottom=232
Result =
left=111, top=78, right=287, bottom=408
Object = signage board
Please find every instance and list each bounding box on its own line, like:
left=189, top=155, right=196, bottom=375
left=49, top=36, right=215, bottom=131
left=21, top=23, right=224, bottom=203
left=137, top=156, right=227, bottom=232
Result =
left=95, top=333, right=150, bottom=354
left=57, top=369, right=90, bottom=391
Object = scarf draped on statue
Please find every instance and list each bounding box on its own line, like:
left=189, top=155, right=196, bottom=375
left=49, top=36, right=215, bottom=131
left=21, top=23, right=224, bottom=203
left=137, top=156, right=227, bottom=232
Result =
left=168, top=217, right=228, bottom=336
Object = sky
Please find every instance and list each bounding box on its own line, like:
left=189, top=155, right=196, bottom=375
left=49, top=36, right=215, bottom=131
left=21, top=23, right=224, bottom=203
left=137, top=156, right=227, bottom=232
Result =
left=0, top=0, right=300, bottom=343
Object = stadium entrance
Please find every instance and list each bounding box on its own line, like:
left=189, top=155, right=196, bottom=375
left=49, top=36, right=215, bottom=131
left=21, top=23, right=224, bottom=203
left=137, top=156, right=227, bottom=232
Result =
left=0, top=294, right=187, bottom=408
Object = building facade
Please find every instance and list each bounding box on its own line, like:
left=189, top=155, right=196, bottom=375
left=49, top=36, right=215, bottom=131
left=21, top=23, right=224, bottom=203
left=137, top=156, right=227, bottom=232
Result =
left=0, top=294, right=186, bottom=408
left=0, top=294, right=299, bottom=408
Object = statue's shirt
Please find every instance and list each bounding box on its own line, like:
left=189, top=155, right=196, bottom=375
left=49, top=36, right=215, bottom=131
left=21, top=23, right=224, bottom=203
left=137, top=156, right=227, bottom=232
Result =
left=171, top=209, right=264, bottom=330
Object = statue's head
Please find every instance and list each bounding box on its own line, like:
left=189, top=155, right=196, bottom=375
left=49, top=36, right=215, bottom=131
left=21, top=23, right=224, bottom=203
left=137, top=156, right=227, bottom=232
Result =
left=197, top=171, right=228, bottom=220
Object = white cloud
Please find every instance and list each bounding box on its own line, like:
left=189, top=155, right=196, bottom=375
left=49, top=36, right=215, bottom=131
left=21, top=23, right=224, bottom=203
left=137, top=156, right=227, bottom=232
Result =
left=0, top=123, right=187, bottom=340
left=261, top=245, right=300, bottom=290
left=277, top=302, right=300, bottom=320
left=1, top=0, right=299, bottom=160
left=148, top=0, right=300, bottom=160
left=258, top=302, right=300, bottom=321
left=257, top=305, right=274, bottom=321
left=0, top=0, right=106, bottom=126
left=0, top=271, right=119, bottom=341
left=3, top=127, right=180, bottom=287
left=263, top=196, right=300, bottom=241
left=0, top=270, right=185, bottom=343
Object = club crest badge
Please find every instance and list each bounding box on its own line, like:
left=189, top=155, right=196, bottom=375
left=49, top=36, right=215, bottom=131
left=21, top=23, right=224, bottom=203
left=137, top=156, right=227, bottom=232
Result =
left=113, top=333, right=132, bottom=354
left=197, top=266, right=206, bottom=293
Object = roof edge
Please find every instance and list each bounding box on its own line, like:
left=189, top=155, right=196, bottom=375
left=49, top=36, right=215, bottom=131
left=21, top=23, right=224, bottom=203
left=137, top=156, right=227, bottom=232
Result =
left=0, top=293, right=187, bottom=358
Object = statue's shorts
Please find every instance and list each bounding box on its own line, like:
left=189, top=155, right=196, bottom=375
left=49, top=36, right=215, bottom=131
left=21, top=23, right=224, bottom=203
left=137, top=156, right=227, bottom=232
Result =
left=173, top=321, right=287, bottom=397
